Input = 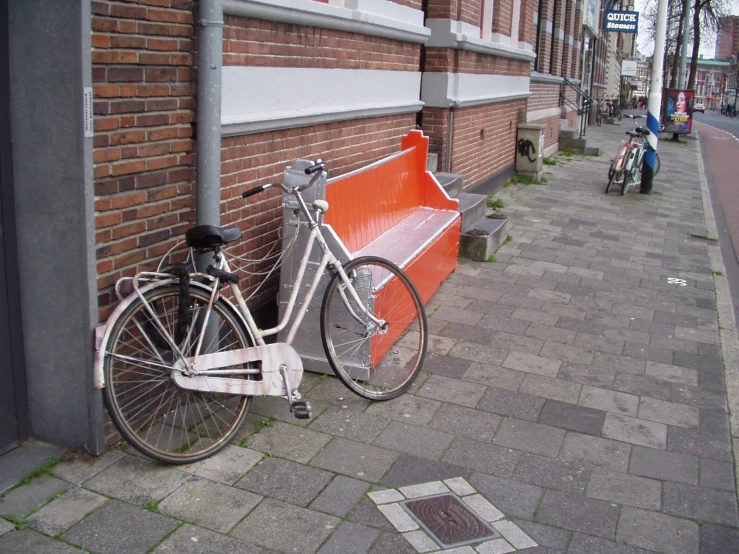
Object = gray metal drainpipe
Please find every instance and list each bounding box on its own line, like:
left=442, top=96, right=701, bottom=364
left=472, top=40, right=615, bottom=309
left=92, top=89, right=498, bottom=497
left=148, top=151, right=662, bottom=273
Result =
left=196, top=0, right=224, bottom=229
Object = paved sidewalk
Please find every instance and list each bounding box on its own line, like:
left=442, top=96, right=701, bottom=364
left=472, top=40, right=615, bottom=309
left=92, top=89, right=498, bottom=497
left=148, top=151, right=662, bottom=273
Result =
left=1, top=119, right=738, bottom=553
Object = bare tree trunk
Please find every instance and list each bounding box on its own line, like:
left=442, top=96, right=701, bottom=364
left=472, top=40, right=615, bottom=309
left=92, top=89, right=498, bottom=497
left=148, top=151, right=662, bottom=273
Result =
left=687, top=0, right=702, bottom=89
left=670, top=0, right=684, bottom=88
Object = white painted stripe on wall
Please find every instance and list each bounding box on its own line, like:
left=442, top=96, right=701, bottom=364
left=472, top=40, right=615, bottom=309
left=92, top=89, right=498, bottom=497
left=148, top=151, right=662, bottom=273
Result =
left=221, top=67, right=422, bottom=135
left=223, top=0, right=430, bottom=44
left=527, top=106, right=562, bottom=122
left=425, top=19, right=536, bottom=62
left=422, top=73, right=530, bottom=108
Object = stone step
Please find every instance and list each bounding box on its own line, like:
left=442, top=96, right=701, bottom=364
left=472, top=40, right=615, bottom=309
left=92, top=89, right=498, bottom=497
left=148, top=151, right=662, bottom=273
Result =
left=434, top=172, right=464, bottom=198
left=457, top=192, right=487, bottom=233
left=459, top=214, right=511, bottom=261
left=559, top=127, right=579, bottom=140
left=583, top=143, right=603, bottom=156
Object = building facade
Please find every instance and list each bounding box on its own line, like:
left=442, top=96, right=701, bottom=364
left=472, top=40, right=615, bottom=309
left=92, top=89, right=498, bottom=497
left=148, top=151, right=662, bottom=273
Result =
left=715, top=15, right=739, bottom=60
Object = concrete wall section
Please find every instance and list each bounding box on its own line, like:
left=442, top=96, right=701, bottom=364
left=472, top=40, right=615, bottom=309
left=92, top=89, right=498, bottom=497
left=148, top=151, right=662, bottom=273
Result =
left=8, top=0, right=103, bottom=453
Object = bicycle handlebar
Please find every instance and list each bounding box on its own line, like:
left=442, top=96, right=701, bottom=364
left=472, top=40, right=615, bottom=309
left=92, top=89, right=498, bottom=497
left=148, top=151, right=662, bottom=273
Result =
left=241, top=159, right=327, bottom=199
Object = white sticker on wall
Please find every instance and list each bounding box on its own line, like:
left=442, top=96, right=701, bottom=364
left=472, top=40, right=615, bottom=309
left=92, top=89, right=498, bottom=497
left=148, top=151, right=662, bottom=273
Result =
left=83, top=87, right=94, bottom=138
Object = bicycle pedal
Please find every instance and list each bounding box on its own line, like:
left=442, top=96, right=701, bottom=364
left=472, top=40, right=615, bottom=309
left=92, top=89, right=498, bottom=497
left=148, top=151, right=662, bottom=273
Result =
left=291, top=400, right=312, bottom=419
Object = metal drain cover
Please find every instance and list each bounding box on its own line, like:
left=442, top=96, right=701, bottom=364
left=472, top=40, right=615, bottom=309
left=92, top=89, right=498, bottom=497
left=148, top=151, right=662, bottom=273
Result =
left=402, top=493, right=501, bottom=548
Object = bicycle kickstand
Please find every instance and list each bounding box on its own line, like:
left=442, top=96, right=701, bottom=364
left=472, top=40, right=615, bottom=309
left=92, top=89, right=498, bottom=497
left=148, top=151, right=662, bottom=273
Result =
left=280, top=366, right=313, bottom=419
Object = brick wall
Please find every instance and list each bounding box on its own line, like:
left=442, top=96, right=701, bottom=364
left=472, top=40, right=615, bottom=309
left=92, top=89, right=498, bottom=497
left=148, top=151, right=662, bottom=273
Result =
left=92, top=0, right=195, bottom=320
left=549, top=0, right=566, bottom=76
left=427, top=0, right=480, bottom=26
left=492, top=0, right=513, bottom=37
left=519, top=0, right=536, bottom=45
left=450, top=100, right=526, bottom=189
left=528, top=81, right=560, bottom=112
left=536, top=1, right=554, bottom=74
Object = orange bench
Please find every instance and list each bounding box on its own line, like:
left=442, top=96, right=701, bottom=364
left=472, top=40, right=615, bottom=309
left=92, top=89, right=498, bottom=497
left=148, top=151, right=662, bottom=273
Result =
left=279, top=129, right=461, bottom=373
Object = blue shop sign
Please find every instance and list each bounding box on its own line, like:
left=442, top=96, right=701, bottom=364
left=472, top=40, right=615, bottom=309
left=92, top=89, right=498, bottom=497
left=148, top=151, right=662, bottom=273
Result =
left=604, top=10, right=639, bottom=33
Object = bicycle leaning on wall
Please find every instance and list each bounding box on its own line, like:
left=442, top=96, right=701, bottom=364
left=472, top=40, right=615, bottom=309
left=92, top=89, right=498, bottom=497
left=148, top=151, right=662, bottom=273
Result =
left=605, top=115, right=660, bottom=195
left=94, top=160, right=429, bottom=464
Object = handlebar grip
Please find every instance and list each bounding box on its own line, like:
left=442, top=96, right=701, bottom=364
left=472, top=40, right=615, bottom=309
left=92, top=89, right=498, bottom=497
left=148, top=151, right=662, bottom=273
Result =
left=304, top=160, right=325, bottom=175
left=242, top=185, right=266, bottom=199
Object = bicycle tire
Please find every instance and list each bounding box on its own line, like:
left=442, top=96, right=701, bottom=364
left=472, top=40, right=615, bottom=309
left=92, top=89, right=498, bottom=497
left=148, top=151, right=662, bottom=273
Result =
left=638, top=151, right=660, bottom=178
left=622, top=169, right=632, bottom=195
left=606, top=167, right=618, bottom=193
left=320, top=256, right=427, bottom=401
left=617, top=110, right=622, bottom=122
left=103, top=284, right=253, bottom=464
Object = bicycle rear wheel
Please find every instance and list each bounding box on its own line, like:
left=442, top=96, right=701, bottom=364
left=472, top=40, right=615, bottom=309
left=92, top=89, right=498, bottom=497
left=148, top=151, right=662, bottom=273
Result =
left=606, top=167, right=620, bottom=193
left=103, top=285, right=252, bottom=464
left=320, top=256, right=427, bottom=401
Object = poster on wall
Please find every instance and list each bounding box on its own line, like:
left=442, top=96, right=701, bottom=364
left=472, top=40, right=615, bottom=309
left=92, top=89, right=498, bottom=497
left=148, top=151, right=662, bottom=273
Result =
left=663, top=89, right=694, bottom=134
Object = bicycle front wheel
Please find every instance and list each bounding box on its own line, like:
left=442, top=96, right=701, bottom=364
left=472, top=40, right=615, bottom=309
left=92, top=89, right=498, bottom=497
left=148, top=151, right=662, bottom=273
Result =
left=321, top=256, right=427, bottom=401
left=103, top=285, right=253, bottom=464
left=606, top=167, right=619, bottom=193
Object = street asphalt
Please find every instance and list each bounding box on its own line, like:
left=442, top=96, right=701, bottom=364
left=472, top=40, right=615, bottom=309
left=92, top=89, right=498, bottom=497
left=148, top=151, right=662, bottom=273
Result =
left=1, top=116, right=738, bottom=553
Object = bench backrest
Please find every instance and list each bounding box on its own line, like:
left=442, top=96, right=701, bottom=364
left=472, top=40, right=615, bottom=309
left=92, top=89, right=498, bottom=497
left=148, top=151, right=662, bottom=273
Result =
left=324, top=130, right=458, bottom=254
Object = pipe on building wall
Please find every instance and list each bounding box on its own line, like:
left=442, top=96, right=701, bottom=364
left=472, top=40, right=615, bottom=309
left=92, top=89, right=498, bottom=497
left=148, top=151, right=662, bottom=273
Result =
left=445, top=109, right=454, bottom=172
left=197, top=0, right=224, bottom=229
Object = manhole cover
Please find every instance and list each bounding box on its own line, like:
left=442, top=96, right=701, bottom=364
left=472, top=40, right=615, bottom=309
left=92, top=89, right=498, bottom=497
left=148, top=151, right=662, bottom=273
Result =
left=402, top=493, right=501, bottom=548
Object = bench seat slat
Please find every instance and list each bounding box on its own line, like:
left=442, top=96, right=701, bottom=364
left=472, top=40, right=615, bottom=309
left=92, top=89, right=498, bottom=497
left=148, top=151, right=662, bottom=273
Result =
left=354, top=207, right=459, bottom=269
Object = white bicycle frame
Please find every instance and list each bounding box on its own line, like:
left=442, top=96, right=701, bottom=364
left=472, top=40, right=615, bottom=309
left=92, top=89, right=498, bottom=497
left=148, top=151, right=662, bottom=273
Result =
left=93, top=180, right=386, bottom=388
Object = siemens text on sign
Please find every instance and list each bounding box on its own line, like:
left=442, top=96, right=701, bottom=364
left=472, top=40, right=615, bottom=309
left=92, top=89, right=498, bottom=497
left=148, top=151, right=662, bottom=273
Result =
left=604, top=10, right=639, bottom=33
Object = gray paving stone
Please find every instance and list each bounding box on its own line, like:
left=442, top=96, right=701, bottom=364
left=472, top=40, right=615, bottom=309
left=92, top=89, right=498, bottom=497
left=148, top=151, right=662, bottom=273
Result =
left=476, top=387, right=545, bottom=421
left=525, top=323, right=576, bottom=345
left=568, top=533, right=651, bottom=554
left=0, top=474, right=71, bottom=518
left=441, top=437, right=521, bottom=477
left=363, top=394, right=441, bottom=426
left=308, top=407, right=389, bottom=444
left=250, top=396, right=329, bottom=427
left=573, top=333, right=625, bottom=355
left=663, top=482, right=739, bottom=527
left=448, top=341, right=509, bottom=365
left=511, top=519, right=570, bottom=551
left=0, top=529, right=83, bottom=554
left=151, top=524, right=264, bottom=553
left=493, top=418, right=565, bottom=458
left=513, top=453, right=589, bottom=494
left=367, top=532, right=416, bottom=554
left=602, top=413, right=667, bottom=449
left=699, top=409, right=730, bottom=436
left=311, top=438, right=398, bottom=483
left=372, top=421, right=453, bottom=459
left=463, top=364, right=527, bottom=391
left=519, top=374, right=582, bottom=403
left=180, top=444, right=263, bottom=485
left=638, top=397, right=699, bottom=428
left=417, top=374, right=486, bottom=408
left=305, top=377, right=373, bottom=410
left=427, top=403, right=502, bottom=443
left=670, top=384, right=727, bottom=411
left=0, top=519, right=13, bottom=537
left=52, top=449, right=125, bottom=487
left=698, top=369, right=726, bottom=392
left=418, top=353, right=473, bottom=379
left=560, top=433, right=631, bottom=472
left=439, top=323, right=495, bottom=345
left=623, top=341, right=674, bottom=364
left=469, top=472, right=544, bottom=520
left=348, top=498, right=395, bottom=531
left=629, top=445, right=698, bottom=485
left=234, top=457, right=332, bottom=506
left=82, top=455, right=191, bottom=506
left=592, top=351, right=647, bottom=375
left=667, top=426, right=733, bottom=462
left=535, top=490, right=619, bottom=539
left=616, top=506, right=699, bottom=554
left=26, top=487, right=107, bottom=537
left=488, top=331, right=545, bottom=356
left=380, top=454, right=471, bottom=488
left=557, top=362, right=616, bottom=388
left=502, top=351, right=561, bottom=377
left=431, top=306, right=484, bottom=325
left=158, top=477, right=262, bottom=533
left=586, top=468, right=661, bottom=510
left=700, top=524, right=739, bottom=554
left=644, top=361, right=699, bottom=385
left=62, top=500, right=178, bottom=554
left=538, top=400, right=606, bottom=436
left=230, top=498, right=340, bottom=553
left=310, top=475, right=368, bottom=517
left=579, top=386, right=639, bottom=416
left=699, top=458, right=735, bottom=492
left=317, top=521, right=380, bottom=554
left=244, top=421, right=332, bottom=464
left=673, top=351, right=724, bottom=373
left=613, top=374, right=672, bottom=401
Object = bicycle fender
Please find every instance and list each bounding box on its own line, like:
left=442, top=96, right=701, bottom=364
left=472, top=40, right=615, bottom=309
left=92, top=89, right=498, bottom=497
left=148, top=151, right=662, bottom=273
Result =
left=93, top=279, right=241, bottom=390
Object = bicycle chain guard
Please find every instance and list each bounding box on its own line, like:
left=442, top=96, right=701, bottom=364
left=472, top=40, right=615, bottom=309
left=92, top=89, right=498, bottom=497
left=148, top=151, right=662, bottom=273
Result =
left=172, top=343, right=304, bottom=397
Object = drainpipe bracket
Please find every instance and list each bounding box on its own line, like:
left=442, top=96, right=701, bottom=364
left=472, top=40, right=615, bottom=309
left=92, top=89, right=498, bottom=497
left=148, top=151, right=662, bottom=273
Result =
left=198, top=18, right=225, bottom=27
